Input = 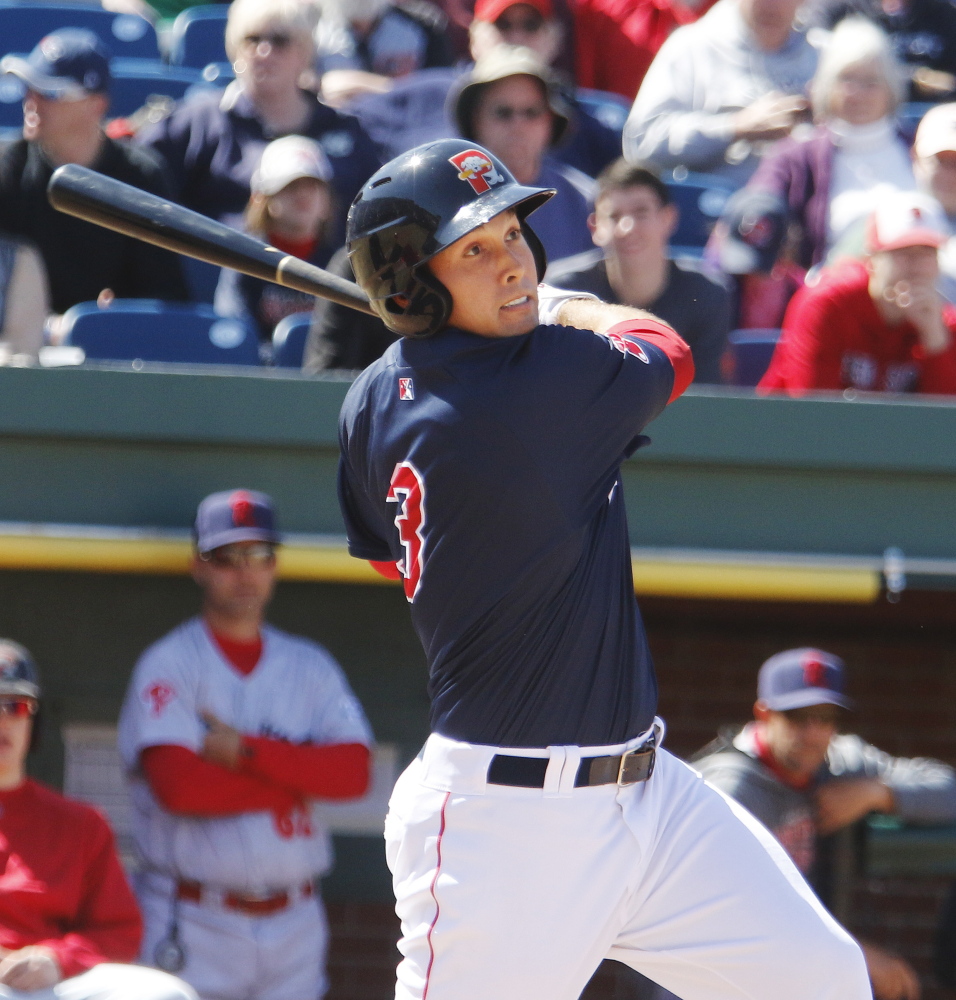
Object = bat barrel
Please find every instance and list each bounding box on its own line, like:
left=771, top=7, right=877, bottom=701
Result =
left=47, top=164, right=374, bottom=316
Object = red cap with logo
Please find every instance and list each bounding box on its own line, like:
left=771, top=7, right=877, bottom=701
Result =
left=473, top=0, right=553, bottom=24
left=866, top=191, right=949, bottom=254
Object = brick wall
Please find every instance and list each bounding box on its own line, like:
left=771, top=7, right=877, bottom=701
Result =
left=325, top=590, right=956, bottom=1000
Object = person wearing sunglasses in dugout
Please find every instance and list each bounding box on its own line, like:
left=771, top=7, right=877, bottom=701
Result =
left=117, top=490, right=373, bottom=1000
left=0, top=641, right=196, bottom=1000
left=694, top=648, right=956, bottom=1000
left=449, top=44, right=595, bottom=262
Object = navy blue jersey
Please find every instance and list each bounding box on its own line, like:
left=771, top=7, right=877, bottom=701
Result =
left=338, top=322, right=676, bottom=748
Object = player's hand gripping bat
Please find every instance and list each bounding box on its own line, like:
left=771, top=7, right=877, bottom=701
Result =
left=46, top=164, right=375, bottom=315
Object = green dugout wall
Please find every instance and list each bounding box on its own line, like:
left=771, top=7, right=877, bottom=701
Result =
left=2, top=364, right=956, bottom=901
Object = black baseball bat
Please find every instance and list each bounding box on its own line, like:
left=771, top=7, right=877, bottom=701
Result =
left=47, top=164, right=374, bottom=316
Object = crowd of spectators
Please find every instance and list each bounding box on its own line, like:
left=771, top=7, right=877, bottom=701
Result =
left=6, top=0, right=956, bottom=381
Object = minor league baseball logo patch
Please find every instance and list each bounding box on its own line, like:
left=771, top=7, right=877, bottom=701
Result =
left=399, top=377, right=415, bottom=400
left=143, top=681, right=176, bottom=717
left=449, top=150, right=505, bottom=194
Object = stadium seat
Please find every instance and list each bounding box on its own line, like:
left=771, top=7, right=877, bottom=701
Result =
left=575, top=88, right=631, bottom=134
left=0, top=2, right=160, bottom=60
left=183, top=257, right=222, bottom=305
left=726, top=328, right=782, bottom=386
left=62, top=300, right=260, bottom=365
left=272, top=311, right=312, bottom=368
left=168, top=5, right=230, bottom=78
left=665, top=171, right=735, bottom=258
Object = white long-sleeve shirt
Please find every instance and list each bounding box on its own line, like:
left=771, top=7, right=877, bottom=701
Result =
left=623, top=0, right=819, bottom=186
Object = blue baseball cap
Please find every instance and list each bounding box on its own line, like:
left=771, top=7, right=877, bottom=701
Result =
left=0, top=640, right=41, bottom=700
left=757, top=648, right=854, bottom=712
left=1, top=29, right=111, bottom=100
left=193, top=489, right=281, bottom=554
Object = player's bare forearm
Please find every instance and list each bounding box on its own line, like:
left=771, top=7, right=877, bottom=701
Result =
left=556, top=298, right=671, bottom=336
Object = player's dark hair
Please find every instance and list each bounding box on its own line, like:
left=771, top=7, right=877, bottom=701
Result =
left=595, top=159, right=670, bottom=209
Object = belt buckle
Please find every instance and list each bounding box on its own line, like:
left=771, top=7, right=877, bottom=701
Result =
left=617, top=746, right=655, bottom=785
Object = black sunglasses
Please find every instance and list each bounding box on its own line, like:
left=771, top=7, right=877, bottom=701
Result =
left=243, top=33, right=293, bottom=49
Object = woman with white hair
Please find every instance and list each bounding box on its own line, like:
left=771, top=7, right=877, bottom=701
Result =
left=744, top=17, right=915, bottom=269
left=138, top=0, right=379, bottom=242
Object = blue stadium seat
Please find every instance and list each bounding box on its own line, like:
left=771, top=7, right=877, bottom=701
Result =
left=272, top=311, right=312, bottom=368
left=168, top=5, right=230, bottom=77
left=183, top=257, right=222, bottom=305
left=665, top=171, right=735, bottom=258
left=727, top=328, right=782, bottom=386
left=0, top=2, right=159, bottom=60
left=575, top=88, right=631, bottom=134
left=62, top=300, right=260, bottom=365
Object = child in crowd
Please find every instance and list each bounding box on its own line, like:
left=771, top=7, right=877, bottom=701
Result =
left=215, top=135, right=338, bottom=356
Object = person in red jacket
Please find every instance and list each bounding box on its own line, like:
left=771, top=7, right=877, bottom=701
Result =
left=118, top=490, right=373, bottom=1000
left=760, top=190, right=956, bottom=395
left=0, top=639, right=195, bottom=1000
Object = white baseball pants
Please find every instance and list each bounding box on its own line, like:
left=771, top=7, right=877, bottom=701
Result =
left=385, top=731, right=872, bottom=1000
left=0, top=964, right=197, bottom=1000
left=137, top=877, right=329, bottom=1000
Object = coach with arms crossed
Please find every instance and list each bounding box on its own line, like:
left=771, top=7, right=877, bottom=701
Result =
left=119, top=490, right=372, bottom=1000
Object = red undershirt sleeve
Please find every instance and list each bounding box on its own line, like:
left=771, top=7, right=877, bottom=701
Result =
left=606, top=319, right=695, bottom=403
left=369, top=559, right=402, bottom=580
left=141, top=744, right=298, bottom=815
left=239, top=738, right=371, bottom=801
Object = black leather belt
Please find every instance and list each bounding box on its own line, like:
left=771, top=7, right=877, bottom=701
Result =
left=487, top=744, right=655, bottom=788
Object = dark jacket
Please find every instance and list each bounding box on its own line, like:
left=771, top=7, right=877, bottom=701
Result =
left=546, top=251, right=731, bottom=383
left=0, top=137, right=188, bottom=313
left=138, top=84, right=380, bottom=246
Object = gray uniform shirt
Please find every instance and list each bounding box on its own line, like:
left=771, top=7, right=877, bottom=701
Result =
left=696, top=723, right=956, bottom=875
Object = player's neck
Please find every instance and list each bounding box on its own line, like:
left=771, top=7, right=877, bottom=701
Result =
left=201, top=608, right=263, bottom=643
left=605, top=252, right=669, bottom=309
left=36, top=128, right=105, bottom=170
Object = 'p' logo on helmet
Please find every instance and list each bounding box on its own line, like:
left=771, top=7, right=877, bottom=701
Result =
left=449, top=150, right=505, bottom=194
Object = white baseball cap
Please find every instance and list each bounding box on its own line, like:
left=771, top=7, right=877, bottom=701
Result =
left=865, top=190, right=949, bottom=253
left=914, top=103, right=956, bottom=159
left=251, top=135, right=333, bottom=197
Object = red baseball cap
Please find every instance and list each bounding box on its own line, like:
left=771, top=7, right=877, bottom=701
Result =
left=473, top=0, right=553, bottom=24
left=865, top=191, right=948, bottom=254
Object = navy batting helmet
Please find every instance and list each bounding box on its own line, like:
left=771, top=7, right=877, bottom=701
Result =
left=0, top=640, right=40, bottom=700
left=346, top=138, right=555, bottom=338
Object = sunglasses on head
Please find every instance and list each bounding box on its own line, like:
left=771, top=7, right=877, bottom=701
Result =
left=243, top=32, right=292, bottom=49
left=490, top=104, right=549, bottom=123
left=0, top=698, right=37, bottom=719
left=200, top=543, right=276, bottom=569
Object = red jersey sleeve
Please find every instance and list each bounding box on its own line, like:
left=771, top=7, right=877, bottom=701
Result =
left=605, top=318, right=695, bottom=402
left=141, top=744, right=298, bottom=815
left=37, top=812, right=141, bottom=976
left=758, top=282, right=847, bottom=393
left=239, top=738, right=371, bottom=801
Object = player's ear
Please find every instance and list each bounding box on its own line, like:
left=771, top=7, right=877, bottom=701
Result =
left=753, top=700, right=771, bottom=723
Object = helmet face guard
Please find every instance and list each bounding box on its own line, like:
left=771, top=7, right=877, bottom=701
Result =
left=347, top=139, right=555, bottom=338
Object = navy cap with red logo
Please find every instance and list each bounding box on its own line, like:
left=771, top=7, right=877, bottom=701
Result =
left=757, top=648, right=854, bottom=712
left=0, top=640, right=41, bottom=700
left=193, top=489, right=281, bottom=554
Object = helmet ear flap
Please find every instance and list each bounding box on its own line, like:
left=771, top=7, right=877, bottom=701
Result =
left=377, top=267, right=451, bottom=339
left=521, top=220, right=548, bottom=282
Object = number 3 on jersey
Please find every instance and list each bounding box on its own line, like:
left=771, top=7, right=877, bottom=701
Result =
left=387, top=462, right=426, bottom=602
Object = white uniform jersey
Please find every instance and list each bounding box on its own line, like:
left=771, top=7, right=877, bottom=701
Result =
left=117, top=618, right=373, bottom=892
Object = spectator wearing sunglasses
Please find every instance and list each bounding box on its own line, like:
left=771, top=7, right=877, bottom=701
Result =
left=137, top=0, right=379, bottom=246
left=694, top=648, right=956, bottom=1000
left=449, top=44, right=595, bottom=261
left=118, top=490, right=372, bottom=1000
left=0, top=640, right=197, bottom=1000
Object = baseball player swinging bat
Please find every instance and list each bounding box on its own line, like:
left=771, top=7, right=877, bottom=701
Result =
left=46, top=164, right=375, bottom=316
